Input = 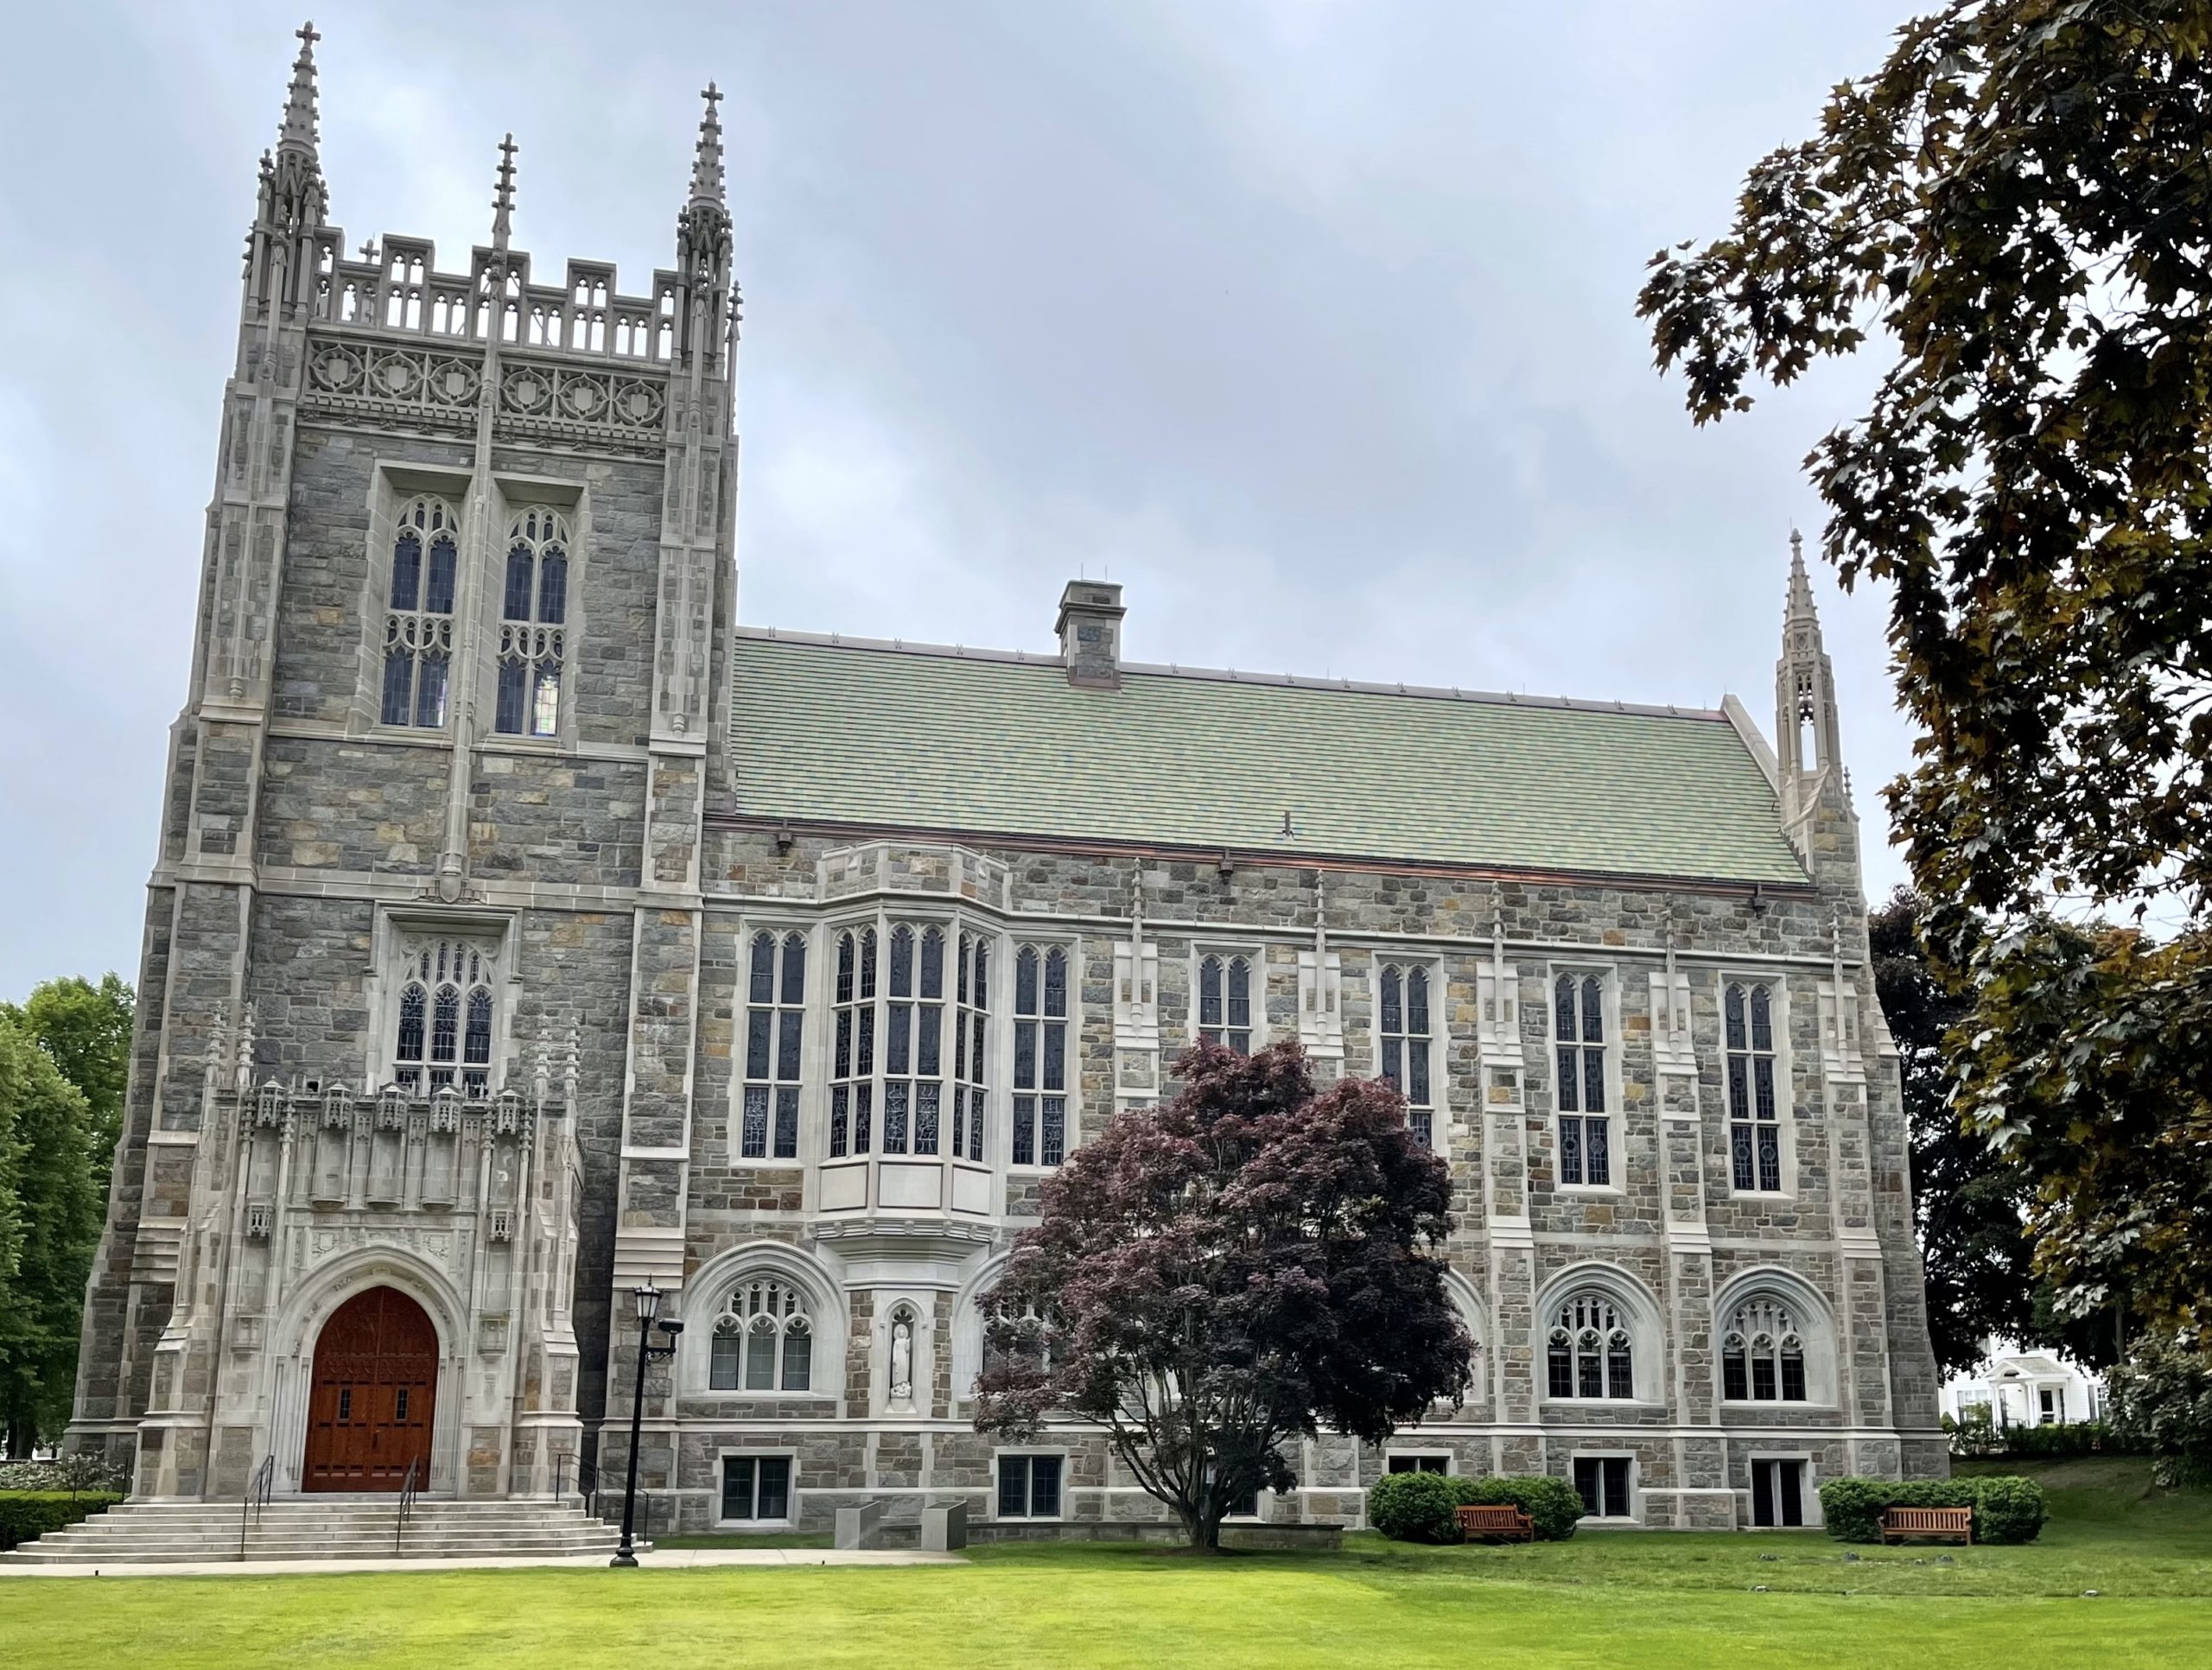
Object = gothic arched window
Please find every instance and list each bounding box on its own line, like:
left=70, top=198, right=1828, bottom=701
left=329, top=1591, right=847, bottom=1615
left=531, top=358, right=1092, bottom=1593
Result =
left=1198, top=953, right=1254, bottom=1054
left=1721, top=1297, right=1809, bottom=1402
left=709, top=1279, right=812, bottom=1393
left=391, top=935, right=499, bottom=1095
left=1546, top=1292, right=1635, bottom=1400
left=380, top=497, right=458, bottom=728
left=494, top=507, right=571, bottom=739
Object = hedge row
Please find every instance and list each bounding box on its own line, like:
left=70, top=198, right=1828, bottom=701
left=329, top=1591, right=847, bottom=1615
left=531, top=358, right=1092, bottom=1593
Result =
left=1367, top=1471, right=1584, bottom=1542
left=0, top=1491, right=125, bottom=1551
left=1816, top=1476, right=2045, bottom=1544
left=1944, top=1414, right=2137, bottom=1461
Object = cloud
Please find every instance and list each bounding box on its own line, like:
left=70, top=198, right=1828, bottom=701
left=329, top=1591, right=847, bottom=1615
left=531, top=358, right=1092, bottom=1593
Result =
left=0, top=0, right=1916, bottom=994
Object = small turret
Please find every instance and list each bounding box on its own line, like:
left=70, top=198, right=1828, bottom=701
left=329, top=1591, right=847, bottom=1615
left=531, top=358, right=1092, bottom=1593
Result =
left=674, top=84, right=734, bottom=370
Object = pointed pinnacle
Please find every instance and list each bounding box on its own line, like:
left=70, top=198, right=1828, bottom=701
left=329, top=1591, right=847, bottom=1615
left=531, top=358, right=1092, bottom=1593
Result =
left=1785, top=528, right=1818, bottom=619
left=690, top=81, right=727, bottom=208
left=492, top=132, right=518, bottom=251
left=279, top=21, right=321, bottom=155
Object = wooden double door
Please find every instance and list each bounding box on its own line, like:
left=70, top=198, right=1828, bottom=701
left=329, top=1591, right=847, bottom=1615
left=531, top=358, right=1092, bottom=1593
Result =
left=302, top=1286, right=438, bottom=1491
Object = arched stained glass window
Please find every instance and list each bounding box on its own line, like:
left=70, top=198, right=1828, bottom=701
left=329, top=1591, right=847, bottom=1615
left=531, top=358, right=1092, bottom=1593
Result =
left=1721, top=1298, right=1810, bottom=1401
left=1014, top=944, right=1070, bottom=1166
left=494, top=507, right=571, bottom=738
left=380, top=498, right=458, bottom=729
left=1546, top=1292, right=1635, bottom=1400
left=709, top=1279, right=813, bottom=1393
left=1554, top=973, right=1611, bottom=1187
left=390, top=934, right=499, bottom=1095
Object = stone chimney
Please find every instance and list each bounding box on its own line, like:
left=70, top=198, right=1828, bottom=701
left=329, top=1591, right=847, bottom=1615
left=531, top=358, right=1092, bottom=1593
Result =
left=1055, top=580, right=1125, bottom=689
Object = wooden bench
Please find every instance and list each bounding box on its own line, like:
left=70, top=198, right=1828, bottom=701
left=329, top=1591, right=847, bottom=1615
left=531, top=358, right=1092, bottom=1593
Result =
left=1456, top=1504, right=1535, bottom=1543
left=1880, top=1506, right=1974, bottom=1545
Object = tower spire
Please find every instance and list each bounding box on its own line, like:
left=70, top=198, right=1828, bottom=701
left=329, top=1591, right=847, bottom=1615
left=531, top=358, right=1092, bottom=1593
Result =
left=1775, top=527, right=1848, bottom=854
left=492, top=132, right=518, bottom=252
left=278, top=21, right=321, bottom=157
left=690, top=83, right=727, bottom=209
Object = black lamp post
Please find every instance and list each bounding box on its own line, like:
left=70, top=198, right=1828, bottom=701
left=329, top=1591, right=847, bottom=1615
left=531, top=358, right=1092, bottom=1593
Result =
left=611, top=1280, right=684, bottom=1569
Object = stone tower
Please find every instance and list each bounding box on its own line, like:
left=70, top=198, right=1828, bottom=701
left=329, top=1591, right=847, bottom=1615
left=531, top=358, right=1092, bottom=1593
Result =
left=68, top=24, right=741, bottom=1499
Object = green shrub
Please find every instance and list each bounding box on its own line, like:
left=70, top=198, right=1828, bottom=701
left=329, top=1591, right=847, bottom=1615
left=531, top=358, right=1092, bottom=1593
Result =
left=1970, top=1475, right=2048, bottom=1544
left=1366, top=1470, right=1461, bottom=1543
left=1814, top=1476, right=2044, bottom=1543
left=0, top=1491, right=124, bottom=1551
left=2107, top=1335, right=2212, bottom=1487
left=1452, top=1474, right=1584, bottom=1542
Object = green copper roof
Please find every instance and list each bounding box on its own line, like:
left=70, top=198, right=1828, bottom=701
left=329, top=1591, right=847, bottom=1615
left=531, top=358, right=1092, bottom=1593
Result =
left=728, top=631, right=1808, bottom=886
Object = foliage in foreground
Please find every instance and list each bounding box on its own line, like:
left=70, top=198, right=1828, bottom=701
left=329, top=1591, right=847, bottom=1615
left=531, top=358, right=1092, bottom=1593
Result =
left=975, top=1042, right=1473, bottom=1548
left=1366, top=1470, right=1582, bottom=1543
left=2107, top=1334, right=2212, bottom=1487
left=1817, top=1476, right=2046, bottom=1544
left=0, top=1489, right=123, bottom=1550
left=1642, top=0, right=2212, bottom=1340
left=0, top=1015, right=105, bottom=1457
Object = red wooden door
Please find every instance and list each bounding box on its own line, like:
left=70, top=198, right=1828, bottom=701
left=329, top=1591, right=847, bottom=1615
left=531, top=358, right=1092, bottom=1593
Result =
left=303, top=1286, right=438, bottom=1491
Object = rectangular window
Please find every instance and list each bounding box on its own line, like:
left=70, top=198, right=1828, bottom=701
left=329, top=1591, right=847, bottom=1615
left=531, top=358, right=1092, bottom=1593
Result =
left=1377, top=962, right=1435, bottom=1147
left=721, top=1455, right=792, bottom=1521
left=1013, top=946, right=1071, bottom=1167
left=1554, top=973, right=1611, bottom=1186
left=1726, top=982, right=1783, bottom=1191
left=740, top=930, right=806, bottom=1161
left=1198, top=953, right=1255, bottom=1054
left=1573, top=1457, right=1632, bottom=1519
left=2039, top=1387, right=2058, bottom=1425
left=997, top=1454, right=1063, bottom=1519
left=1387, top=1456, right=1448, bottom=1475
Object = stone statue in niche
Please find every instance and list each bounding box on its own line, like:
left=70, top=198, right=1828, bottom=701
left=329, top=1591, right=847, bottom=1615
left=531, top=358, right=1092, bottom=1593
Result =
left=888, top=1311, right=915, bottom=1411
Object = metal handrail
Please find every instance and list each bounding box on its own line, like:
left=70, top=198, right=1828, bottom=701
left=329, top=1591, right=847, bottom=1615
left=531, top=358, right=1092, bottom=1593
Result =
left=238, top=1454, right=276, bottom=1560
left=394, top=1457, right=422, bottom=1554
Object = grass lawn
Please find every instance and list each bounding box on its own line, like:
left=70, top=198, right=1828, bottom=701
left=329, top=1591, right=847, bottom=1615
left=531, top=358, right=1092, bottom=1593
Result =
left=5, top=1458, right=2206, bottom=1669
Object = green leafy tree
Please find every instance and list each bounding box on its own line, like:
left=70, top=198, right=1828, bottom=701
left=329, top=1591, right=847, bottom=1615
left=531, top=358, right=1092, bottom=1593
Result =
left=1870, top=889, right=2034, bottom=1371
left=0, top=1019, right=101, bottom=1457
left=2, top=975, right=132, bottom=1197
left=1640, top=0, right=2212, bottom=1337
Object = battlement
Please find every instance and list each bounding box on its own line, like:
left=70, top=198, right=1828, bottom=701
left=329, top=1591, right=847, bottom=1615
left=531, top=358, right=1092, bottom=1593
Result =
left=305, top=233, right=683, bottom=364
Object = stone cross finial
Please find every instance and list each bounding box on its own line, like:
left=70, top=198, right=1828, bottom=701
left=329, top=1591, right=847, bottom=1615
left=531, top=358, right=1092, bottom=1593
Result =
left=689, top=82, right=728, bottom=209
left=278, top=21, right=321, bottom=155
left=492, top=133, right=518, bottom=251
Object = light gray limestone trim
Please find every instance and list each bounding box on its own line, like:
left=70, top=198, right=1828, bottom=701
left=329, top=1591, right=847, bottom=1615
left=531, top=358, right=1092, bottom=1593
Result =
left=297, top=414, right=664, bottom=466
left=1723, top=694, right=1783, bottom=793
left=702, top=893, right=1859, bottom=972
left=264, top=717, right=652, bottom=763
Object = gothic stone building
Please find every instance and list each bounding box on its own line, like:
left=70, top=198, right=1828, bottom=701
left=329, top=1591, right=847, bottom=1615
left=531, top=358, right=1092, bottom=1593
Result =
left=68, top=29, right=1944, bottom=1534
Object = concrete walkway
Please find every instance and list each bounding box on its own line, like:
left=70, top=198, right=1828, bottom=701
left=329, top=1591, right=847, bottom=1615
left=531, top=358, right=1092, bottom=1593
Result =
left=0, top=1546, right=964, bottom=1579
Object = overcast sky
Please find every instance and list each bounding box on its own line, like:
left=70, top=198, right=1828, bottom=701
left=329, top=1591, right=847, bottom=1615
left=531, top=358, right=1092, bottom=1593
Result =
left=0, top=0, right=1915, bottom=999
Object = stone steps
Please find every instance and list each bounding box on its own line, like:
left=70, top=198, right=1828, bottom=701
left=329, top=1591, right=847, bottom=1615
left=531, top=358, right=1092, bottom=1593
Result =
left=2, top=1499, right=626, bottom=1565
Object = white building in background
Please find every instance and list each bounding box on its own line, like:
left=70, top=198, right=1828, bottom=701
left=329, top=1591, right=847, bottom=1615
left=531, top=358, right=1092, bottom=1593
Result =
left=1940, top=1340, right=2105, bottom=1430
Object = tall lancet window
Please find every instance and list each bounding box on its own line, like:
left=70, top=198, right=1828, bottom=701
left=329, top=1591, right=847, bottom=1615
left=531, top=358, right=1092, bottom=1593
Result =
left=741, top=930, right=806, bottom=1161
left=1554, top=974, right=1611, bottom=1187
left=1013, top=945, right=1070, bottom=1166
left=380, top=498, right=459, bottom=728
left=1726, top=982, right=1783, bottom=1192
left=1198, top=954, right=1255, bottom=1054
left=1378, top=962, right=1435, bottom=1147
left=494, top=507, right=570, bottom=738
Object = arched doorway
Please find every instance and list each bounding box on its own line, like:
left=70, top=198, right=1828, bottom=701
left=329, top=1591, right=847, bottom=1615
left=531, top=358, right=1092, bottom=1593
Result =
left=302, top=1286, right=438, bottom=1491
